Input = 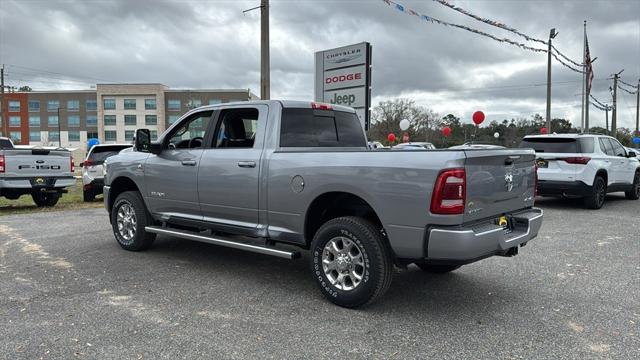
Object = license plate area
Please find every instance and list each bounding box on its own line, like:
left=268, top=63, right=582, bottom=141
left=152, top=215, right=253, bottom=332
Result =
left=536, top=158, right=548, bottom=168
left=496, top=215, right=514, bottom=234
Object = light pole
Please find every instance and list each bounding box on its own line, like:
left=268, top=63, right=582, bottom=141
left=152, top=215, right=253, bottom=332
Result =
left=57, top=107, right=65, bottom=147
left=545, top=28, right=558, bottom=133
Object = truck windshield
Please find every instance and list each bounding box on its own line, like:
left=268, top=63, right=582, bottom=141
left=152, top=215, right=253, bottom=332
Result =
left=280, top=108, right=366, bottom=148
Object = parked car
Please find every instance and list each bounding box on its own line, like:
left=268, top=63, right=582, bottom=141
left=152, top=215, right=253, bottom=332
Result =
left=449, top=144, right=506, bottom=150
left=367, top=141, right=387, bottom=150
left=391, top=142, right=436, bottom=150
left=104, top=100, right=542, bottom=308
left=0, top=137, right=75, bottom=207
left=81, top=144, right=132, bottom=202
left=520, top=134, right=640, bottom=209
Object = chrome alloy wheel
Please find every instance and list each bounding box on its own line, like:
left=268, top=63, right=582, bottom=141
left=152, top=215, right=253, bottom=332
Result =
left=322, top=236, right=365, bottom=291
left=116, top=202, right=137, bottom=242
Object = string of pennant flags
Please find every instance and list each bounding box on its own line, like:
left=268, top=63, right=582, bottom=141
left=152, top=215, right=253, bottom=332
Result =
left=551, top=45, right=584, bottom=68
left=381, top=0, right=585, bottom=75
left=618, top=78, right=639, bottom=89
left=618, top=84, right=638, bottom=95
left=589, top=94, right=611, bottom=111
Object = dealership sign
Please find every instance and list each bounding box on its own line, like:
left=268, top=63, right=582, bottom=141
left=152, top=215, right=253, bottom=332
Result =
left=315, top=42, right=371, bottom=130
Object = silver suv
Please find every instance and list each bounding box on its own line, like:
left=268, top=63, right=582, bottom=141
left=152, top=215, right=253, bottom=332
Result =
left=520, top=134, right=640, bottom=209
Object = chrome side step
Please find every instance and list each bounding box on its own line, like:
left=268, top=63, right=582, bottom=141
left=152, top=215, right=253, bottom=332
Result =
left=145, top=226, right=300, bottom=260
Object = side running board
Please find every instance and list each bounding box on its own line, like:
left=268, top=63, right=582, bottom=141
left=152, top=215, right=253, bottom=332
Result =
left=145, top=226, right=300, bottom=260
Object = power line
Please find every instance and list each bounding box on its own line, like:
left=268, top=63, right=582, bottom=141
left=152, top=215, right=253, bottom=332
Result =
left=618, top=78, right=639, bottom=89
left=6, top=64, right=112, bottom=83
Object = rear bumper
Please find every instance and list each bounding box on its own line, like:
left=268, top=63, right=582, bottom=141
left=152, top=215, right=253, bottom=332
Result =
left=0, top=176, right=75, bottom=190
left=538, top=180, right=591, bottom=196
left=426, top=208, right=543, bottom=262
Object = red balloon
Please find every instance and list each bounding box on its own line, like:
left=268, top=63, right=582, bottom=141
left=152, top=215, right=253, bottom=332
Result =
left=472, top=111, right=485, bottom=125
left=387, top=133, right=396, bottom=142
left=540, top=127, right=548, bottom=134
left=442, top=126, right=452, bottom=137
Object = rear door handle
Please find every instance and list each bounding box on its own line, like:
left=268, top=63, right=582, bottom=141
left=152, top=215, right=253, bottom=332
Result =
left=181, top=160, right=197, bottom=166
left=237, top=161, right=256, bottom=168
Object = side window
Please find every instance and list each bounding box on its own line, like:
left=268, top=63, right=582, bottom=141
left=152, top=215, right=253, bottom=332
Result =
left=578, top=138, right=594, bottom=153
left=609, top=139, right=626, bottom=157
left=598, top=138, right=614, bottom=156
left=167, top=111, right=213, bottom=149
left=213, top=108, right=259, bottom=148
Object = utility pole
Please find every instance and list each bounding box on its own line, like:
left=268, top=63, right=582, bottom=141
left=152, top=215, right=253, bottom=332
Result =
left=605, top=105, right=609, bottom=134
left=636, top=78, right=639, bottom=148
left=1, top=64, right=5, bottom=137
left=545, top=28, right=557, bottom=133
left=260, top=0, right=270, bottom=100
left=611, top=70, right=623, bottom=137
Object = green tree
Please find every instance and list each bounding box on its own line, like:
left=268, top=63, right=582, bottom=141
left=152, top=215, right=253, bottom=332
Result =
left=19, top=86, right=32, bottom=92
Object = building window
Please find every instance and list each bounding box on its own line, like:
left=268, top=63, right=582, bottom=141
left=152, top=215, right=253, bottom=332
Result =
left=48, top=115, right=59, bottom=126
left=229, top=99, right=246, bottom=102
left=168, top=115, right=178, bottom=125
left=86, top=115, right=97, bottom=127
left=125, top=130, right=135, bottom=141
left=49, top=131, right=60, bottom=142
left=104, top=130, right=117, bottom=141
left=68, top=115, right=80, bottom=127
left=167, top=99, right=181, bottom=110
left=104, top=115, right=116, bottom=126
left=208, top=99, right=222, bottom=105
left=124, top=99, right=136, bottom=110
left=145, top=115, right=157, bottom=125
left=124, top=115, right=137, bottom=126
left=10, top=131, right=22, bottom=143
left=8, top=101, right=20, bottom=112
left=68, top=130, right=81, bottom=142
left=28, top=100, right=40, bottom=112
left=187, top=99, right=202, bottom=109
left=67, top=100, right=79, bottom=111
left=9, top=116, right=21, bottom=127
left=86, top=99, right=97, bottom=111
left=145, top=99, right=156, bottom=110
left=47, top=100, right=60, bottom=111
left=150, top=130, right=158, bottom=141
left=104, top=98, right=116, bottom=110
left=29, top=115, right=40, bottom=127
left=87, top=132, right=98, bottom=140
left=29, top=130, right=41, bottom=142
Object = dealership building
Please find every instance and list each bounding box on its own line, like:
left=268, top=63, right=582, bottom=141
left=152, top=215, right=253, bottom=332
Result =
left=0, top=84, right=258, bottom=151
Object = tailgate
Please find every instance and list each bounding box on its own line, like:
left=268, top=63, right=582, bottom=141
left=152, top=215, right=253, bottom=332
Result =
left=463, top=149, right=536, bottom=222
left=534, top=152, right=578, bottom=181
left=3, top=149, right=72, bottom=178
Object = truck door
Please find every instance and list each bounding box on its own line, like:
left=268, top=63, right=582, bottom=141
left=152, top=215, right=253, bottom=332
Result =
left=144, top=110, right=214, bottom=220
left=197, top=105, right=268, bottom=234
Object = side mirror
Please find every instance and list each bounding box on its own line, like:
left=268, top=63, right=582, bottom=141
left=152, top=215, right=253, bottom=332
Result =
left=135, top=129, right=151, bottom=152
left=628, top=151, right=637, bottom=158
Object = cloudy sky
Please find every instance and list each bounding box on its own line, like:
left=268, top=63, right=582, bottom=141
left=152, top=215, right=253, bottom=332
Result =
left=1, top=0, right=639, bottom=128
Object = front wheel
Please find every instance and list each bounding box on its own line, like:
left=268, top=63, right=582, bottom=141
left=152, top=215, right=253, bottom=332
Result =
left=625, top=171, right=639, bottom=200
left=31, top=192, right=60, bottom=207
left=111, top=191, right=155, bottom=251
left=584, top=176, right=606, bottom=209
left=310, top=216, right=393, bottom=308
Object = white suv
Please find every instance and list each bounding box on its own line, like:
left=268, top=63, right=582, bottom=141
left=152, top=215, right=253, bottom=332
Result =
left=520, top=134, right=640, bottom=209
left=81, top=144, right=131, bottom=202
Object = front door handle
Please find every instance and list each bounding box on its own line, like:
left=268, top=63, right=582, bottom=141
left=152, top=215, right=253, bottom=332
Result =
left=181, top=160, right=197, bottom=166
left=238, top=161, right=256, bottom=168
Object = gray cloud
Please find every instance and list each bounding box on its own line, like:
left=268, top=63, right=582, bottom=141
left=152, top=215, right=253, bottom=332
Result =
left=1, top=0, right=638, bottom=128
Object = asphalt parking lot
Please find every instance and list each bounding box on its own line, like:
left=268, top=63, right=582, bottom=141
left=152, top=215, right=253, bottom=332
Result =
left=1, top=196, right=638, bottom=359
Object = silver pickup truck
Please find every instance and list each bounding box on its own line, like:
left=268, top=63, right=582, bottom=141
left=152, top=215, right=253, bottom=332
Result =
left=0, top=137, right=75, bottom=207
left=104, top=100, right=543, bottom=307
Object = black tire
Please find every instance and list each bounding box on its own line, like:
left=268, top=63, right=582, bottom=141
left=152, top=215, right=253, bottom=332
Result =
left=625, top=171, right=640, bottom=200
left=31, top=192, right=60, bottom=207
left=83, top=190, right=95, bottom=202
left=416, top=263, right=461, bottom=274
left=111, top=191, right=155, bottom=251
left=310, top=216, right=393, bottom=308
left=584, top=176, right=606, bottom=209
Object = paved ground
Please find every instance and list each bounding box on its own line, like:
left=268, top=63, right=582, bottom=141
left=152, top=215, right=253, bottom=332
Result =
left=1, top=195, right=638, bottom=359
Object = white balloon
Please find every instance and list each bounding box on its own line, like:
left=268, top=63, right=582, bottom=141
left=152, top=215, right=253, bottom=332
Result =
left=494, top=132, right=500, bottom=138
left=399, top=119, right=410, bottom=131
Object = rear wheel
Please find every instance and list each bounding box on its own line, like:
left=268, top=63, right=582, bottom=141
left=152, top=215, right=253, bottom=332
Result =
left=31, top=192, right=60, bottom=207
left=416, top=264, right=461, bottom=274
left=625, top=171, right=640, bottom=200
left=83, top=190, right=95, bottom=202
left=111, top=191, right=155, bottom=251
left=310, top=216, right=393, bottom=308
left=584, top=176, right=606, bottom=209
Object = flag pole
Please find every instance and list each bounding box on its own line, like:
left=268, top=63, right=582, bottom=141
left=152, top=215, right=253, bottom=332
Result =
left=580, top=20, right=586, bottom=133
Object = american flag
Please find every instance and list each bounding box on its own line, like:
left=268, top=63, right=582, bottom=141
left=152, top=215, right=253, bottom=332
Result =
left=585, top=33, right=594, bottom=93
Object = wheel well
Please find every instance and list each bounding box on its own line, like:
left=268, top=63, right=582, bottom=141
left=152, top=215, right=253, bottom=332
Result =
left=304, top=192, right=384, bottom=247
left=595, top=170, right=607, bottom=184
left=108, top=177, right=140, bottom=213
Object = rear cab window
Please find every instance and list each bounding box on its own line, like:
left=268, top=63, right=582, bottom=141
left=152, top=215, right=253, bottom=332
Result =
left=0, top=138, right=14, bottom=149
left=280, top=108, right=366, bottom=148
left=519, top=137, right=594, bottom=153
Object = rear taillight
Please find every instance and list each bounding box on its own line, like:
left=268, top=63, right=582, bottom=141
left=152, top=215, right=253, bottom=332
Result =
left=83, top=160, right=93, bottom=167
left=311, top=102, right=333, bottom=110
left=431, top=168, right=466, bottom=215
left=0, top=155, right=4, bottom=173
left=561, top=157, right=591, bottom=165
left=71, top=156, right=75, bottom=173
